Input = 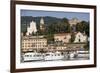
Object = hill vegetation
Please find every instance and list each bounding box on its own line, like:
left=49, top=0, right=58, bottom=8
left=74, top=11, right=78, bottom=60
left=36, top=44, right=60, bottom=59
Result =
left=21, top=16, right=89, bottom=37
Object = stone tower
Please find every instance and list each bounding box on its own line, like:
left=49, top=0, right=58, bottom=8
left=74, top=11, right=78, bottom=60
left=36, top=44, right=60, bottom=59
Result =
left=40, top=17, right=45, bottom=31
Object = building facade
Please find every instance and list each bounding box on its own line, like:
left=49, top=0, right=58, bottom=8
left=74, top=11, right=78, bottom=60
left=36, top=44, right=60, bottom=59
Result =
left=54, top=33, right=71, bottom=44
left=26, top=21, right=37, bottom=35
left=69, top=18, right=81, bottom=26
left=21, top=17, right=88, bottom=53
left=21, top=36, right=47, bottom=52
left=40, top=18, right=45, bottom=31
left=74, top=32, right=88, bottom=43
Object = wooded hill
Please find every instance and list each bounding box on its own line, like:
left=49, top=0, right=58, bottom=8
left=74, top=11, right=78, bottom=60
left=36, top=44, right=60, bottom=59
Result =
left=21, top=16, right=89, bottom=37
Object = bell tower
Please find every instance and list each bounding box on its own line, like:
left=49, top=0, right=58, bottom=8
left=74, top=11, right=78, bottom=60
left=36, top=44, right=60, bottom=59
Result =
left=40, top=17, right=45, bottom=31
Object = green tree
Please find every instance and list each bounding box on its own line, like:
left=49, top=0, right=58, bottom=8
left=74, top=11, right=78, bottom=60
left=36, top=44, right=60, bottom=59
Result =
left=70, top=32, right=75, bottom=43
left=44, top=33, right=54, bottom=43
left=61, top=18, right=71, bottom=33
left=84, top=41, right=89, bottom=50
left=76, top=21, right=89, bottom=36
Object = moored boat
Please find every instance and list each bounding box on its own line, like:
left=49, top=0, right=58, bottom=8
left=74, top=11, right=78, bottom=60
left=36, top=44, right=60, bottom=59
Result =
left=22, top=52, right=44, bottom=62
left=44, top=51, right=64, bottom=61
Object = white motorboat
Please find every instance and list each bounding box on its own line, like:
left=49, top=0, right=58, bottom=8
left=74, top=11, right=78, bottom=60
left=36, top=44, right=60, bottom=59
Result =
left=68, top=51, right=78, bottom=59
left=22, top=52, right=44, bottom=62
left=44, top=51, right=64, bottom=61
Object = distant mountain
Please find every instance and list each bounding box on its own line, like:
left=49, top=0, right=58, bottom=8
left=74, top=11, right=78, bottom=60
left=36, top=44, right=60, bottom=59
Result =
left=21, top=16, right=62, bottom=32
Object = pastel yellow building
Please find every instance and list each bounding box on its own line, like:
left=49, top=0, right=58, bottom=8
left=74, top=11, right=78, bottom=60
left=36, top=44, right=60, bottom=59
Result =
left=54, top=33, right=71, bottom=44
left=21, top=36, right=47, bottom=52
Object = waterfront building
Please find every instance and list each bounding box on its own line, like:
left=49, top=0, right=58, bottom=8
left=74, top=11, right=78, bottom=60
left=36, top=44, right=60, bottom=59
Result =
left=21, top=36, right=47, bottom=52
left=54, top=33, right=71, bottom=44
left=74, top=32, right=88, bottom=43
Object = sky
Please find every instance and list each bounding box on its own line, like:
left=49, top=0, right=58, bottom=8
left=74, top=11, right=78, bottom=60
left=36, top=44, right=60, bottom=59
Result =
left=21, top=10, right=90, bottom=21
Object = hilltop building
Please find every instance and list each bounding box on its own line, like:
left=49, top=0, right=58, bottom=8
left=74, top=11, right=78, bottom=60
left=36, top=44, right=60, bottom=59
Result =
left=40, top=17, right=45, bottom=31
left=69, top=18, right=81, bottom=26
left=26, top=21, right=37, bottom=35
left=68, top=18, right=81, bottom=32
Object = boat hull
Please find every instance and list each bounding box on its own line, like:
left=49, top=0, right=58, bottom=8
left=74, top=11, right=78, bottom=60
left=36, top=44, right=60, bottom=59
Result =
left=45, top=56, right=64, bottom=61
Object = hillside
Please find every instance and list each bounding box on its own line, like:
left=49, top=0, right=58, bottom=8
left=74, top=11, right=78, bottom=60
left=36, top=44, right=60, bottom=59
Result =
left=21, top=16, right=64, bottom=32
left=21, top=16, right=89, bottom=37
